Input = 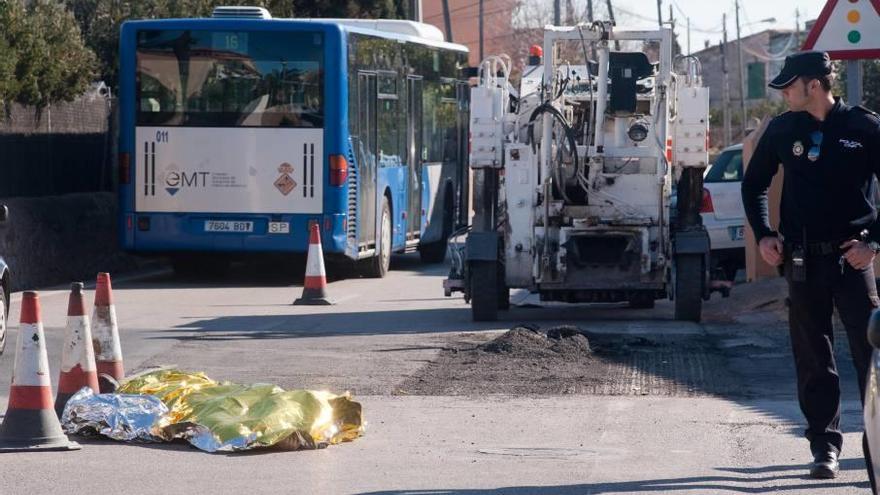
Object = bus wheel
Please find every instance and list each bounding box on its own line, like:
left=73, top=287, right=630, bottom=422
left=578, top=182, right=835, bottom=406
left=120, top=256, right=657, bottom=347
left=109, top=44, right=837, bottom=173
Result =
left=362, top=197, right=391, bottom=278
left=172, top=254, right=230, bottom=279
left=420, top=188, right=453, bottom=264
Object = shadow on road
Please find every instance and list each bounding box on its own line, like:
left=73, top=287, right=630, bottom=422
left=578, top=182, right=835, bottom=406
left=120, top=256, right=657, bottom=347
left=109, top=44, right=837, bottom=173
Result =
left=355, top=459, right=870, bottom=493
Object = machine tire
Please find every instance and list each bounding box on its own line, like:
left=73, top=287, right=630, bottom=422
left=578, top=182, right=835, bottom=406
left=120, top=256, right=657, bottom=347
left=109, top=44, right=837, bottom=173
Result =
left=471, top=261, right=499, bottom=321
left=362, top=197, right=392, bottom=278
left=497, top=264, right=510, bottom=310
left=0, top=287, right=6, bottom=355
left=674, top=254, right=704, bottom=322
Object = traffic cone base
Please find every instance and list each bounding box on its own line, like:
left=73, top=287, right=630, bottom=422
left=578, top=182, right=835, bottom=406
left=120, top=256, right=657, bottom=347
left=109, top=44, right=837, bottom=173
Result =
left=294, top=225, right=333, bottom=305
left=0, top=409, right=80, bottom=452
left=0, top=292, right=80, bottom=453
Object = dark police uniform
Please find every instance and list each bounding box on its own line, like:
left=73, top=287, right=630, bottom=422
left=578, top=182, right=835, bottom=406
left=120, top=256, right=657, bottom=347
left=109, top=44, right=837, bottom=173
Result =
left=741, top=51, right=880, bottom=479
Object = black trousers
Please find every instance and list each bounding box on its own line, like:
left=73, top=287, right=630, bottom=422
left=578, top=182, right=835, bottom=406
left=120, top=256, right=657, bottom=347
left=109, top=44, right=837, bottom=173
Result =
left=785, top=250, right=878, bottom=485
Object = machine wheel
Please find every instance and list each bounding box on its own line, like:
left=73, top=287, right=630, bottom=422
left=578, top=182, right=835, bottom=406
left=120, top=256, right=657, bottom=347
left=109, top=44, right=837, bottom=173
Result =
left=674, top=254, right=704, bottom=322
left=471, top=261, right=499, bottom=321
left=0, top=287, right=6, bottom=355
left=362, top=197, right=392, bottom=278
left=497, top=264, right=510, bottom=310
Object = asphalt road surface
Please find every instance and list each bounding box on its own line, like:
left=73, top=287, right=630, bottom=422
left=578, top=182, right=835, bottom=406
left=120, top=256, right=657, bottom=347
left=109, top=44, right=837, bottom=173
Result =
left=0, top=255, right=872, bottom=494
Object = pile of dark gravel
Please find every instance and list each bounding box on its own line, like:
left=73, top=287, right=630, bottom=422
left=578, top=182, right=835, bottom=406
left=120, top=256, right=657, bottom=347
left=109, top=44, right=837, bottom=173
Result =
left=478, top=325, right=591, bottom=359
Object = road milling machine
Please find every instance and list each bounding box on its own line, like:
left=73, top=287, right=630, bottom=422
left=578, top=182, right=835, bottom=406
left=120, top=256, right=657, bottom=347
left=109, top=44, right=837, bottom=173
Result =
left=444, top=22, right=712, bottom=322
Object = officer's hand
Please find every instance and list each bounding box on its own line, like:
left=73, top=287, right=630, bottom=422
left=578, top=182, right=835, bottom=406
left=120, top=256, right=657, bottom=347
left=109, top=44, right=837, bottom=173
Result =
left=759, top=236, right=783, bottom=266
left=840, top=240, right=876, bottom=270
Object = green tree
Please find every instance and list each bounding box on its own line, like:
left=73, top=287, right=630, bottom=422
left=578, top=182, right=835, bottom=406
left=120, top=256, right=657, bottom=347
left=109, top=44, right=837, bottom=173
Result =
left=0, top=1, right=96, bottom=109
left=838, top=59, right=880, bottom=113
left=66, top=0, right=407, bottom=90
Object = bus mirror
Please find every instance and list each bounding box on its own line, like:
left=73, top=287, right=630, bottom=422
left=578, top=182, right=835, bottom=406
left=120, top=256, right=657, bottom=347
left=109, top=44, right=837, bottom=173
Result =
left=0, top=205, right=8, bottom=223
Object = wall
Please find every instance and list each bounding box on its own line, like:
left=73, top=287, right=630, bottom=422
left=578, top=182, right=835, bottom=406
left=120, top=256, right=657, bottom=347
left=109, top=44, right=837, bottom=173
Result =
left=0, top=193, right=148, bottom=291
left=422, top=0, right=517, bottom=66
left=0, top=87, right=146, bottom=290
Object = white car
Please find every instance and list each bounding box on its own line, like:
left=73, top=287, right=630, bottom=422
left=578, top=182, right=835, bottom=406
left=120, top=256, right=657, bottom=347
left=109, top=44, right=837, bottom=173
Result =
left=701, top=144, right=745, bottom=282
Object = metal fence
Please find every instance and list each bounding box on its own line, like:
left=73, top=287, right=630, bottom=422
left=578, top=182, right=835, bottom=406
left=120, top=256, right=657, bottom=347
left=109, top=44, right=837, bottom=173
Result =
left=0, top=88, right=116, bottom=199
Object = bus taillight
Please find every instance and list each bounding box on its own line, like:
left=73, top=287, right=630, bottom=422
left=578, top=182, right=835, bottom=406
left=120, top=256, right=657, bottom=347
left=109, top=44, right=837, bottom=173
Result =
left=329, top=155, right=348, bottom=186
left=119, top=152, right=131, bottom=185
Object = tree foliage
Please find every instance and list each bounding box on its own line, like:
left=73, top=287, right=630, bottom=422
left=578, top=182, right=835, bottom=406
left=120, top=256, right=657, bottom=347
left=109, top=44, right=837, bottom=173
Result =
left=838, top=60, right=880, bottom=113
left=65, top=0, right=407, bottom=90
left=0, top=1, right=96, bottom=109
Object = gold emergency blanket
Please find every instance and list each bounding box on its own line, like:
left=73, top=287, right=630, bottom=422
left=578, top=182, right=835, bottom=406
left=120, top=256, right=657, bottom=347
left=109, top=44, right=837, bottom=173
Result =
left=117, top=370, right=363, bottom=452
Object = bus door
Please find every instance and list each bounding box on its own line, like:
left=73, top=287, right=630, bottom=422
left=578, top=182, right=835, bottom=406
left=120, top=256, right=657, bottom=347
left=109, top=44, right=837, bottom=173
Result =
left=356, top=72, right=378, bottom=251
left=406, top=76, right=423, bottom=240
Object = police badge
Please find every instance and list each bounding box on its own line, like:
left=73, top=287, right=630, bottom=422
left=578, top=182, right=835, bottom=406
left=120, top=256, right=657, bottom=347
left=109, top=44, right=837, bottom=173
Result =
left=792, top=141, right=804, bottom=157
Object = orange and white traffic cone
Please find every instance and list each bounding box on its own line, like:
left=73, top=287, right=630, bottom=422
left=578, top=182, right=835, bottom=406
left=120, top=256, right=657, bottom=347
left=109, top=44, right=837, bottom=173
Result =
left=92, top=273, right=123, bottom=392
left=293, top=224, right=333, bottom=305
left=0, top=292, right=80, bottom=452
left=55, top=282, right=100, bottom=418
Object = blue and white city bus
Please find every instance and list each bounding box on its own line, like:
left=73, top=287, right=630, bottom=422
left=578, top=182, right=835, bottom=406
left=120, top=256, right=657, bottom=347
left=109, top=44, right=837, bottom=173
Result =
left=117, top=7, right=471, bottom=277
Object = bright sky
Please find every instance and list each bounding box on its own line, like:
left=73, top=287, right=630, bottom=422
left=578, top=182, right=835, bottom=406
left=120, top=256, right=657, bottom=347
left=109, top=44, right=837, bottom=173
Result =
left=610, top=0, right=829, bottom=54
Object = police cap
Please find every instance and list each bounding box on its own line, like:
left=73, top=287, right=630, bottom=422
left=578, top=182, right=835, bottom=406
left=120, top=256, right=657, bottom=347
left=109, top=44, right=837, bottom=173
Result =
left=768, top=51, right=832, bottom=89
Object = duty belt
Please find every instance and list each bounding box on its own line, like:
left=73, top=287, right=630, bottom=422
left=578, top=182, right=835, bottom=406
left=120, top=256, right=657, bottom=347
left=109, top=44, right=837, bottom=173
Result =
left=784, top=239, right=848, bottom=256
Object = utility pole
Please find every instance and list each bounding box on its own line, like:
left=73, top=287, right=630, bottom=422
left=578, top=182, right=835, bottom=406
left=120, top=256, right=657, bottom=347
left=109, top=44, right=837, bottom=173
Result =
left=479, top=0, right=484, bottom=61
left=554, top=0, right=561, bottom=25
left=687, top=17, right=691, bottom=55
left=721, top=13, right=732, bottom=147
left=735, top=0, right=748, bottom=137
left=408, top=0, right=422, bottom=22
left=657, top=0, right=663, bottom=28
left=566, top=0, right=575, bottom=24
left=606, top=0, right=620, bottom=49
left=795, top=8, right=801, bottom=46
left=442, top=0, right=453, bottom=42
left=587, top=0, right=594, bottom=22
left=848, top=60, right=864, bottom=105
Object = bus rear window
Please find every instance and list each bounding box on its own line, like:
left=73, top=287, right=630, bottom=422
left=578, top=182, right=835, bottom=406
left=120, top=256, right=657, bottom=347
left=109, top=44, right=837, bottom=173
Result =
left=136, top=30, right=323, bottom=128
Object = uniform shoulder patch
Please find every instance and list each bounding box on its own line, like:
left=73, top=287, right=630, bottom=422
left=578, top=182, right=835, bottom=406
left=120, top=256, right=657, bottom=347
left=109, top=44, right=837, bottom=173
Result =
left=855, top=105, right=879, bottom=116
left=854, top=105, right=880, bottom=122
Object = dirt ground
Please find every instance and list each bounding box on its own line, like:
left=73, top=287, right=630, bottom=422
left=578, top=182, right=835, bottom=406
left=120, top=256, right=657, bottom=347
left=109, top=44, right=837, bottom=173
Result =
left=396, top=277, right=836, bottom=399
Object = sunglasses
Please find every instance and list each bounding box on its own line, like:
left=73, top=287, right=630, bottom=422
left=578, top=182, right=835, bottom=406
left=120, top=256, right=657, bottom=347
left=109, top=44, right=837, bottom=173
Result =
left=808, top=130, right=823, bottom=162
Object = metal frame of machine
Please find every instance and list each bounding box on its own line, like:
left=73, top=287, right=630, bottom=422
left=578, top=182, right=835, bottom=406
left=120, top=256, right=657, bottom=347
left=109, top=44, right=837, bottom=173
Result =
left=445, top=22, right=711, bottom=322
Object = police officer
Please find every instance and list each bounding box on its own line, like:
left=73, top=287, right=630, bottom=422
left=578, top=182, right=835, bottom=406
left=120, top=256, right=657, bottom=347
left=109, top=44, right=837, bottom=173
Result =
left=742, top=50, right=880, bottom=484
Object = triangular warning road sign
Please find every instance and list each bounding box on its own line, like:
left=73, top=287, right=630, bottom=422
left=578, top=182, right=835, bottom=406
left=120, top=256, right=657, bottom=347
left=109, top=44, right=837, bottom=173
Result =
left=803, top=0, right=880, bottom=59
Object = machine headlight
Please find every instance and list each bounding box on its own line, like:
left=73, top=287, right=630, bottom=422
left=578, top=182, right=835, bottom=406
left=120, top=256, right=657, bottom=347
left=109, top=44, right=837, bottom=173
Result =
left=628, top=121, right=649, bottom=142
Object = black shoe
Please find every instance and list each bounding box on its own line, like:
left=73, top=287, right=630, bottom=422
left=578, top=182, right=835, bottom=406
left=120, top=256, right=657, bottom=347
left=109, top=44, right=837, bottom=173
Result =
left=810, top=450, right=840, bottom=479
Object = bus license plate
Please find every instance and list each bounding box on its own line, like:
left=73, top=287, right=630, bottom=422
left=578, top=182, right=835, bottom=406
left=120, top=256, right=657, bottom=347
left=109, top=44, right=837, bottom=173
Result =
left=268, top=222, right=290, bottom=234
left=729, top=226, right=744, bottom=241
left=205, top=220, right=253, bottom=233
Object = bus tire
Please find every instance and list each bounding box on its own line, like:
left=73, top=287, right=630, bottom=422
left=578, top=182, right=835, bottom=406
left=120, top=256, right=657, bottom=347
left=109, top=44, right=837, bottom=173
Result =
left=471, top=261, right=499, bottom=321
left=172, top=255, right=230, bottom=279
left=419, top=187, right=453, bottom=264
left=362, top=197, right=391, bottom=278
left=674, top=254, right=703, bottom=322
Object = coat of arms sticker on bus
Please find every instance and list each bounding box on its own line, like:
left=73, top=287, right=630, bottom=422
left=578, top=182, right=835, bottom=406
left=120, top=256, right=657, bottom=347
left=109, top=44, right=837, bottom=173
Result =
left=275, top=163, right=297, bottom=196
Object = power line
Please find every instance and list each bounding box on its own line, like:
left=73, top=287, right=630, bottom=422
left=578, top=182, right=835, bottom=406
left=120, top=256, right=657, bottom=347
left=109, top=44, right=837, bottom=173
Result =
left=424, top=0, right=482, bottom=21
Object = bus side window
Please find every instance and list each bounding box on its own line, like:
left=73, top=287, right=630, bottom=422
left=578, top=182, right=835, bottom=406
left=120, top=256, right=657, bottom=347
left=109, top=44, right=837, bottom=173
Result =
left=377, top=72, right=400, bottom=167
